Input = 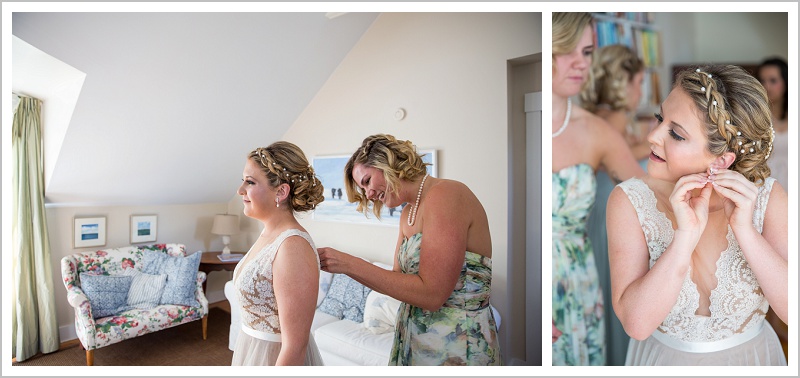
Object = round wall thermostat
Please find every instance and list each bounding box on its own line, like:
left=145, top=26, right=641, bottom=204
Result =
left=394, top=108, right=406, bottom=121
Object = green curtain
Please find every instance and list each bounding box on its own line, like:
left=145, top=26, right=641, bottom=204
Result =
left=12, top=96, right=59, bottom=361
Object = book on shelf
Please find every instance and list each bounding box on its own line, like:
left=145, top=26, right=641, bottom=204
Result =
left=217, top=253, right=244, bottom=262
left=594, top=21, right=661, bottom=68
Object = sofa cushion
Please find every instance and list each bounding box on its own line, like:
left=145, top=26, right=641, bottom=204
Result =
left=311, top=310, right=341, bottom=334
left=314, top=319, right=393, bottom=366
left=317, top=270, right=334, bottom=307
left=142, top=250, right=202, bottom=307
left=363, top=290, right=401, bottom=335
left=80, top=273, right=133, bottom=319
left=122, top=268, right=167, bottom=310
left=317, top=273, right=371, bottom=323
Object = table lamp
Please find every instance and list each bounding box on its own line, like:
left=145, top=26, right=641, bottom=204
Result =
left=211, top=214, right=240, bottom=255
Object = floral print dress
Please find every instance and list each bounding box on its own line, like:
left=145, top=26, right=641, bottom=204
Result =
left=552, top=163, right=605, bottom=366
left=389, top=232, right=501, bottom=366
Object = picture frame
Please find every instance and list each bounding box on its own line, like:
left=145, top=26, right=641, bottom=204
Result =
left=130, top=214, right=158, bottom=243
left=73, top=216, right=106, bottom=249
left=312, top=149, right=437, bottom=226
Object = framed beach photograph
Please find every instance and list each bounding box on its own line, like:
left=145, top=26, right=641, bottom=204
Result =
left=312, top=149, right=437, bottom=226
left=73, top=216, right=106, bottom=249
left=130, top=214, right=158, bottom=243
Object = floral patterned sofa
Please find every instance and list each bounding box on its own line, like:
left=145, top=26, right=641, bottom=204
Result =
left=61, top=243, right=208, bottom=366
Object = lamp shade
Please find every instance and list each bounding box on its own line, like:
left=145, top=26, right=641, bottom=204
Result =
left=211, top=214, right=240, bottom=236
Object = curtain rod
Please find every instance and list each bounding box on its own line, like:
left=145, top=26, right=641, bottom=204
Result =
left=12, top=92, right=38, bottom=100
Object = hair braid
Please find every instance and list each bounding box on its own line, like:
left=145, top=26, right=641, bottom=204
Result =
left=248, top=142, right=324, bottom=212
left=675, top=66, right=774, bottom=185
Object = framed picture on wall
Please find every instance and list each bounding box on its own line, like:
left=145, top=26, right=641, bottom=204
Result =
left=311, top=149, right=437, bottom=226
left=73, top=216, right=106, bottom=249
left=130, top=214, right=158, bottom=243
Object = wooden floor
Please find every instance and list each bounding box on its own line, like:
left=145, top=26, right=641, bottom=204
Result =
left=14, top=300, right=789, bottom=364
left=211, top=299, right=231, bottom=313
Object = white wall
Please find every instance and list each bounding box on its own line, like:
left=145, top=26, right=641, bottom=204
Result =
left=277, top=12, right=540, bottom=364
left=656, top=12, right=788, bottom=102
left=692, top=13, right=788, bottom=62
left=46, top=202, right=230, bottom=341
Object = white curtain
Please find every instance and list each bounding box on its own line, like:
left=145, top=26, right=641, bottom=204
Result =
left=12, top=95, right=59, bottom=361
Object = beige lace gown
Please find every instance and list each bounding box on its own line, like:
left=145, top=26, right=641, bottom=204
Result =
left=231, top=229, right=324, bottom=366
left=618, top=178, right=786, bottom=365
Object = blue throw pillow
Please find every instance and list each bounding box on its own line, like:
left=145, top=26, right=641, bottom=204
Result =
left=142, top=250, right=202, bottom=307
left=317, top=273, right=372, bottom=323
left=80, top=273, right=133, bottom=319
left=122, top=268, right=167, bottom=310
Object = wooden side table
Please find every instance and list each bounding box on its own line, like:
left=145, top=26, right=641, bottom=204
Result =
left=199, top=251, right=243, bottom=293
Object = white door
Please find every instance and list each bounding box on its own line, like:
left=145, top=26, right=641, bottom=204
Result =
left=525, top=92, right=542, bottom=365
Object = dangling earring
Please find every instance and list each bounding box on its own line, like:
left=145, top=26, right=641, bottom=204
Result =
left=276, top=198, right=279, bottom=208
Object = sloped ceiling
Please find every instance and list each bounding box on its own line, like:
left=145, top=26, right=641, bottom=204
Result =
left=11, top=12, right=378, bottom=206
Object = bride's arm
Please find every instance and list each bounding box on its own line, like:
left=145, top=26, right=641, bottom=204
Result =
left=730, top=181, right=788, bottom=323
left=607, top=185, right=701, bottom=340
left=273, top=236, right=319, bottom=366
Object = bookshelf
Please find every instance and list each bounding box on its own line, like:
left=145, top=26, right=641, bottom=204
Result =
left=592, top=12, right=662, bottom=118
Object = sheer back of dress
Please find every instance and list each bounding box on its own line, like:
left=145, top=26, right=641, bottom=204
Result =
left=618, top=178, right=775, bottom=342
left=233, top=229, right=319, bottom=336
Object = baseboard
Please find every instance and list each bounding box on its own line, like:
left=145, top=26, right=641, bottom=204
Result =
left=59, top=324, right=78, bottom=343
left=58, top=289, right=226, bottom=343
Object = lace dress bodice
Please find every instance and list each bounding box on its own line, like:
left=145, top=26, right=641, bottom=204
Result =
left=618, top=178, right=775, bottom=343
left=232, top=229, right=319, bottom=337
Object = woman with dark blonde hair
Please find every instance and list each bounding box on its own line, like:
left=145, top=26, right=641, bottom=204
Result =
left=581, top=44, right=651, bottom=160
left=318, top=134, right=501, bottom=366
left=551, top=12, right=643, bottom=366
left=608, top=65, right=787, bottom=365
left=231, top=141, right=325, bottom=366
left=580, top=43, right=651, bottom=365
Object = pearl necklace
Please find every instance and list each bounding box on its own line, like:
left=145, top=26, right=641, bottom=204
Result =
left=407, top=174, right=429, bottom=226
left=552, top=97, right=571, bottom=138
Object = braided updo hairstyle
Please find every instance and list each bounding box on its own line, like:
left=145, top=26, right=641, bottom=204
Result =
left=248, top=141, right=324, bottom=212
left=580, top=44, right=644, bottom=112
left=344, top=134, right=430, bottom=219
left=675, top=65, right=774, bottom=185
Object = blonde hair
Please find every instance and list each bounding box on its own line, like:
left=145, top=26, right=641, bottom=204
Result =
left=552, top=12, right=594, bottom=62
left=580, top=44, right=644, bottom=112
left=248, top=141, right=324, bottom=212
left=344, top=134, right=429, bottom=219
left=675, top=65, right=773, bottom=185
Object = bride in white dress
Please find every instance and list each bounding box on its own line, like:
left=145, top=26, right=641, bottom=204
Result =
left=607, top=65, right=788, bottom=365
left=231, top=142, right=325, bottom=366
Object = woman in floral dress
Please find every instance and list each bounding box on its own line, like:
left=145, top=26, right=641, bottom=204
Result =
left=551, top=12, right=643, bottom=366
left=318, top=134, right=500, bottom=365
